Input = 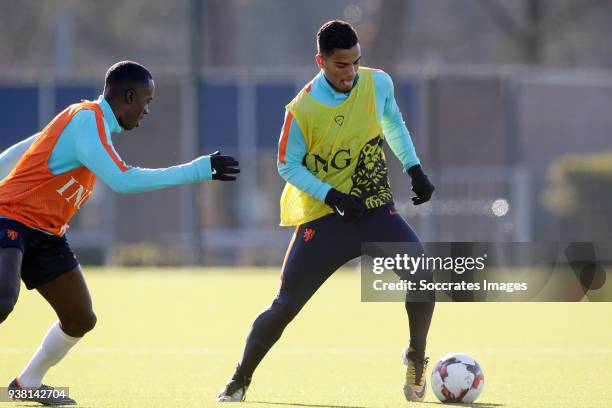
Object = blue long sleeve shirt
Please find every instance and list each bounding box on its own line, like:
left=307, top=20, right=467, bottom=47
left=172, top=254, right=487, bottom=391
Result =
left=0, top=95, right=215, bottom=232
left=277, top=69, right=420, bottom=202
left=0, top=95, right=213, bottom=193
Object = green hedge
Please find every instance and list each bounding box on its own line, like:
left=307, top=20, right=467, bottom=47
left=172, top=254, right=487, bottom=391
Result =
left=543, top=153, right=612, bottom=240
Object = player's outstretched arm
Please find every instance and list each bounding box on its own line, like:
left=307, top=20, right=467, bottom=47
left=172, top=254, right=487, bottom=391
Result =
left=75, top=111, right=239, bottom=193
left=81, top=147, right=240, bottom=194
left=0, top=133, right=38, bottom=179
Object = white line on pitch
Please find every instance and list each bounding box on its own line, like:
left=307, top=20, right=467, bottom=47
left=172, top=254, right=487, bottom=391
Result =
left=1, top=346, right=612, bottom=355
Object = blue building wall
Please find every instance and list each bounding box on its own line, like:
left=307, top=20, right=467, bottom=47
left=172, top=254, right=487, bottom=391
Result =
left=0, top=85, right=39, bottom=148
left=0, top=79, right=420, bottom=152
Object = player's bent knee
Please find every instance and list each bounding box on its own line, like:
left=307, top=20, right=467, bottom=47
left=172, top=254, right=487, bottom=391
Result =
left=84, top=310, right=97, bottom=332
left=78, top=310, right=97, bottom=334
left=0, top=298, right=16, bottom=323
left=61, top=310, right=97, bottom=337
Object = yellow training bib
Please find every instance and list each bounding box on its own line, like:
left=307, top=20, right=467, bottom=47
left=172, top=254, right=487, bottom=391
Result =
left=279, top=67, right=393, bottom=226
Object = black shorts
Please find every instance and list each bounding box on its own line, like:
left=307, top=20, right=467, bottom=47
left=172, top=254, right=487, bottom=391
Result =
left=0, top=218, right=79, bottom=290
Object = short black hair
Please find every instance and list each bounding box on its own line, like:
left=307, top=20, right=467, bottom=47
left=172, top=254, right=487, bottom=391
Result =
left=104, top=61, right=152, bottom=91
left=317, top=20, right=358, bottom=56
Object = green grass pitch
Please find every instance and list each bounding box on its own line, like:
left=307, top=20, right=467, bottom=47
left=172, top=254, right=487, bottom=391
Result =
left=1, top=267, right=611, bottom=407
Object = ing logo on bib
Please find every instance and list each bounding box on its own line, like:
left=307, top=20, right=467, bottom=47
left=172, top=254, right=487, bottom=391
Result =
left=303, top=149, right=352, bottom=173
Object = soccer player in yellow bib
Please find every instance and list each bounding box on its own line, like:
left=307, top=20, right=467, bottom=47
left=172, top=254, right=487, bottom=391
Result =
left=218, top=20, right=435, bottom=403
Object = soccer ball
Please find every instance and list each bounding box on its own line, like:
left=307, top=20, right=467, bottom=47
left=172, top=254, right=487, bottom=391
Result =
left=431, top=353, right=484, bottom=403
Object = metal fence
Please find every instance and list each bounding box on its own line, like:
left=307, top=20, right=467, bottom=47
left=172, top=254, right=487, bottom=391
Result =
left=1, top=66, right=611, bottom=265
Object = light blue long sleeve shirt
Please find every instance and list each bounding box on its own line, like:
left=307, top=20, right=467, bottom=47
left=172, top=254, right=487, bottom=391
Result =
left=277, top=69, right=420, bottom=202
left=0, top=95, right=213, bottom=193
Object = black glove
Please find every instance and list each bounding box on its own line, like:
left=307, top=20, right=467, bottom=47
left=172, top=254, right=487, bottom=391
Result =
left=210, top=151, right=240, bottom=181
left=408, top=164, right=435, bottom=205
left=324, top=188, right=366, bottom=222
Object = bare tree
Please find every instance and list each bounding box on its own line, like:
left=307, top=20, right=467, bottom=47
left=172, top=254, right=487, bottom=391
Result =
left=479, top=0, right=609, bottom=64
left=204, top=0, right=238, bottom=67
left=368, top=0, right=411, bottom=71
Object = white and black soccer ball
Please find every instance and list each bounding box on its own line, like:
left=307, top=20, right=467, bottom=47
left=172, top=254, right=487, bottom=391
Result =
left=431, top=353, right=484, bottom=403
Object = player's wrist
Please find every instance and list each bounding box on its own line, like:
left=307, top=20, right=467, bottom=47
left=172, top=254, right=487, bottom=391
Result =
left=191, top=155, right=213, bottom=181
left=407, top=164, right=424, bottom=179
left=324, top=188, right=343, bottom=206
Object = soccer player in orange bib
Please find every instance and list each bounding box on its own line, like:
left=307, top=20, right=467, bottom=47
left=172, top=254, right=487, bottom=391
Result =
left=0, top=61, right=239, bottom=405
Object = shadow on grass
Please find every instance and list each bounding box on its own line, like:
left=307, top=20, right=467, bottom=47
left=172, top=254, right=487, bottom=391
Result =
left=247, top=401, right=367, bottom=408
left=248, top=401, right=503, bottom=408
left=21, top=405, right=92, bottom=408
left=421, top=402, right=504, bottom=407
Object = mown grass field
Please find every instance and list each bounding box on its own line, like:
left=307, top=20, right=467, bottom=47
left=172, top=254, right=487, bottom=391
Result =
left=1, top=267, right=611, bottom=407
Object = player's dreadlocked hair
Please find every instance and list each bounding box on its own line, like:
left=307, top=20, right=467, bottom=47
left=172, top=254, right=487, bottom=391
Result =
left=104, top=61, right=152, bottom=91
left=317, top=20, right=359, bottom=56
